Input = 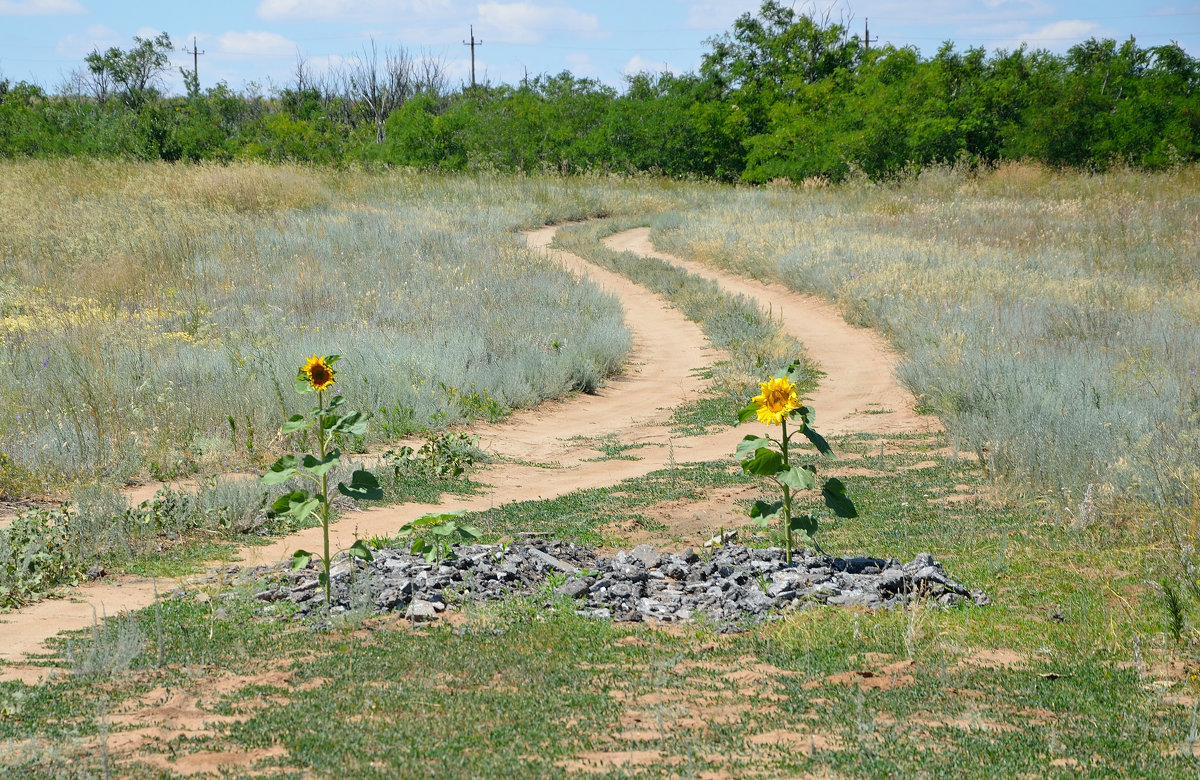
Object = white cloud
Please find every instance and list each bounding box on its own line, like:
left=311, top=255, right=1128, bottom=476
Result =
left=215, top=30, right=297, bottom=59
left=0, top=0, right=84, bottom=15
left=477, top=2, right=599, bottom=44
left=621, top=54, right=674, bottom=77
left=1005, top=19, right=1105, bottom=50
left=55, top=24, right=121, bottom=57
left=679, top=0, right=759, bottom=32
left=257, top=0, right=452, bottom=22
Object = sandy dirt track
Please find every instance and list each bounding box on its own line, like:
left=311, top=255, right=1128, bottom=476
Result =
left=0, top=224, right=932, bottom=672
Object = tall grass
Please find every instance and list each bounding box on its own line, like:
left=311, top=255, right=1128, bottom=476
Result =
left=652, top=163, right=1200, bottom=510
left=0, top=161, right=693, bottom=495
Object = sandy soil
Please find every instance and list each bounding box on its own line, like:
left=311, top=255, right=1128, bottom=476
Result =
left=0, top=224, right=934, bottom=672
left=602, top=227, right=937, bottom=437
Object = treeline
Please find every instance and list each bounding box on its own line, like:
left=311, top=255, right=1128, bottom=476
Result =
left=1, top=1, right=1197, bottom=180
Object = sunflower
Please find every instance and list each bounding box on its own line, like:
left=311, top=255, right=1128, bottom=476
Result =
left=752, top=375, right=799, bottom=426
left=301, top=355, right=336, bottom=392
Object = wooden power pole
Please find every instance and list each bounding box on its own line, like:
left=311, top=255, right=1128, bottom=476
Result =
left=463, top=25, right=482, bottom=89
left=864, top=18, right=878, bottom=52
left=183, top=36, right=205, bottom=84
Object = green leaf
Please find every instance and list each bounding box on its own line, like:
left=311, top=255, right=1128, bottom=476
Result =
left=347, top=539, right=374, bottom=562
left=779, top=465, right=817, bottom=490
left=281, top=414, right=307, bottom=434
left=291, top=550, right=313, bottom=570
left=458, top=525, right=482, bottom=539
left=338, top=469, right=383, bottom=501
left=795, top=404, right=815, bottom=426
left=333, top=410, right=368, bottom=436
left=262, top=455, right=299, bottom=485
left=737, top=401, right=762, bottom=425
left=801, top=425, right=832, bottom=455
left=320, top=395, right=346, bottom=415
left=741, top=447, right=784, bottom=476
left=318, top=570, right=329, bottom=586
left=789, top=513, right=819, bottom=535
left=822, top=477, right=858, bottom=518
left=294, top=375, right=314, bottom=394
left=270, top=489, right=309, bottom=514
left=292, top=497, right=320, bottom=523
left=749, top=499, right=784, bottom=527
left=735, top=434, right=771, bottom=461
left=303, top=450, right=342, bottom=477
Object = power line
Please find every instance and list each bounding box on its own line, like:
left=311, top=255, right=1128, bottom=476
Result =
left=463, top=25, right=482, bottom=89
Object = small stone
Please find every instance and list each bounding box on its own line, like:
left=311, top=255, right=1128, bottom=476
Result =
left=629, top=544, right=661, bottom=569
left=554, top=578, right=590, bottom=599
left=406, top=599, right=438, bottom=621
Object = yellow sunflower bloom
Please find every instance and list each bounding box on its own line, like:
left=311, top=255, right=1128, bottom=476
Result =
left=302, top=355, right=336, bottom=391
left=753, top=375, right=799, bottom=426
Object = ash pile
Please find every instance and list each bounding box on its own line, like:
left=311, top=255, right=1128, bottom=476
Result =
left=258, top=537, right=988, bottom=625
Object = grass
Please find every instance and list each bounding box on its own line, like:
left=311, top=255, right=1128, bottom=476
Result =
left=651, top=162, right=1200, bottom=515
left=0, top=162, right=711, bottom=496
left=3, top=165, right=1200, bottom=776
left=2, top=431, right=1196, bottom=777
left=552, top=216, right=820, bottom=435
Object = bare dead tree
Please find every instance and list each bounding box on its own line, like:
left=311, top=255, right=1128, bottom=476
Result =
left=348, top=38, right=414, bottom=143
left=413, top=50, right=449, bottom=98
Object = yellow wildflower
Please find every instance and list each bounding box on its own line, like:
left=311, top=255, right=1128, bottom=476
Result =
left=753, top=376, right=799, bottom=426
left=302, top=355, right=336, bottom=391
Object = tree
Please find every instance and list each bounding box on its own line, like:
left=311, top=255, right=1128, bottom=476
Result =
left=348, top=39, right=437, bottom=144
left=84, top=32, right=173, bottom=109
left=700, top=0, right=858, bottom=137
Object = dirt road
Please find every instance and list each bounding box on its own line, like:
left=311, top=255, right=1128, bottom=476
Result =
left=0, top=224, right=932, bottom=674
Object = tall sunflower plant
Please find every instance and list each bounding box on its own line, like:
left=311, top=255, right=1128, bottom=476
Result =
left=736, top=360, right=856, bottom=563
left=262, top=355, right=383, bottom=606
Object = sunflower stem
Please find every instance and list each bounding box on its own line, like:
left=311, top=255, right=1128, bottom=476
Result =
left=317, top=388, right=331, bottom=606
left=780, top=417, right=792, bottom=564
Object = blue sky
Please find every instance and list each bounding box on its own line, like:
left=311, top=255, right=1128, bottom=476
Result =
left=1, top=0, right=1197, bottom=94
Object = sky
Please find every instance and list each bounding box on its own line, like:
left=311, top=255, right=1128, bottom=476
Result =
left=1, top=0, right=1197, bottom=95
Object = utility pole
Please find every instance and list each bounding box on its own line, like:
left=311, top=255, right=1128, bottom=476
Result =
left=463, top=25, right=482, bottom=89
left=183, top=36, right=205, bottom=83
left=864, top=18, right=878, bottom=52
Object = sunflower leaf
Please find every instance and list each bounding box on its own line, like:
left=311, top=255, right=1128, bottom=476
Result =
left=270, top=489, right=309, bottom=514
left=262, top=455, right=299, bottom=485
left=292, top=497, right=321, bottom=523
left=741, top=447, right=784, bottom=476
left=736, top=435, right=771, bottom=461
left=347, top=539, right=374, bottom=562
left=302, top=450, right=341, bottom=477
left=338, top=469, right=383, bottom=501
left=788, top=513, right=819, bottom=535
left=822, top=477, right=857, bottom=518
left=333, top=411, right=368, bottom=435
left=749, top=499, right=784, bottom=526
left=737, top=402, right=762, bottom=425
left=281, top=414, right=307, bottom=434
left=801, top=425, right=832, bottom=455
left=779, top=465, right=817, bottom=490
left=294, top=375, right=314, bottom=394
left=291, top=550, right=313, bottom=570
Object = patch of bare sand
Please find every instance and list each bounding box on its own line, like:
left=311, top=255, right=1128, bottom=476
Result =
left=561, top=749, right=682, bottom=773
left=601, top=483, right=761, bottom=551
left=803, top=659, right=916, bottom=691
left=604, top=228, right=939, bottom=439
left=955, top=648, right=1028, bottom=671
left=748, top=730, right=844, bottom=755
left=0, top=664, right=59, bottom=685
left=131, top=746, right=288, bottom=777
